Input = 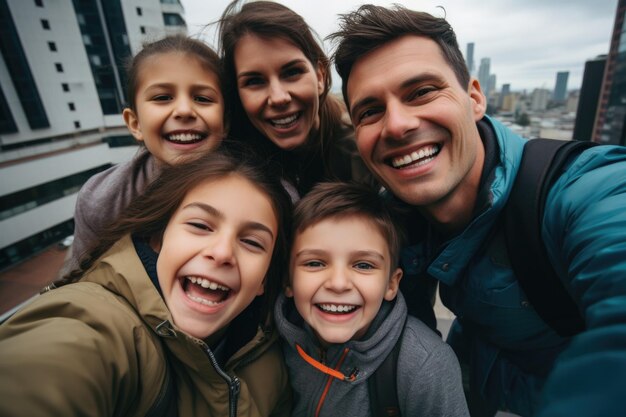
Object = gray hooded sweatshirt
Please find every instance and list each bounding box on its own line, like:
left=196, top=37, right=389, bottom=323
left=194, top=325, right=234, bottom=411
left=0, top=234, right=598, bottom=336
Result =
left=274, top=292, right=469, bottom=417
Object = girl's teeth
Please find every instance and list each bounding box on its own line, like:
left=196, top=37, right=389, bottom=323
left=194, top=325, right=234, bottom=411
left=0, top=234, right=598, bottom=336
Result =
left=168, top=133, right=202, bottom=142
left=187, top=276, right=229, bottom=291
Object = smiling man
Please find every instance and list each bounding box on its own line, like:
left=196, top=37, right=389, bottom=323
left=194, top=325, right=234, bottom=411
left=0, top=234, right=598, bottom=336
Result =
left=330, top=4, right=626, bottom=417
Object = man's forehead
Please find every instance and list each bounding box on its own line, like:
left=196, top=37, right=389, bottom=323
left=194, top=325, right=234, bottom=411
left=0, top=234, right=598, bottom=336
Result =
left=346, top=36, right=447, bottom=103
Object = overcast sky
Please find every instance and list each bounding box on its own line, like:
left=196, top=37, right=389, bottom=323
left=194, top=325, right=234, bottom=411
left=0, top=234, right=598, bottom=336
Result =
left=179, top=0, right=619, bottom=93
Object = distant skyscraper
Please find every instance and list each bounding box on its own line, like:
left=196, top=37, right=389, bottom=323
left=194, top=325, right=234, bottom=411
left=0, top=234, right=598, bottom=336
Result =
left=553, top=71, right=569, bottom=103
left=498, top=83, right=511, bottom=109
left=465, top=42, right=475, bottom=75
left=478, top=58, right=491, bottom=96
left=573, top=55, right=607, bottom=141
left=594, top=0, right=626, bottom=145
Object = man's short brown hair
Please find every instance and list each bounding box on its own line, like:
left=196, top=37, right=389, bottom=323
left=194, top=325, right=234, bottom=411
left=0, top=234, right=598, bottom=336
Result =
left=328, top=4, right=469, bottom=109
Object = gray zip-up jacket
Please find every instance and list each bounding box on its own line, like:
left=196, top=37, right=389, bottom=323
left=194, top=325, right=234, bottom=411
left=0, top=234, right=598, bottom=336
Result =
left=274, top=292, right=469, bottom=417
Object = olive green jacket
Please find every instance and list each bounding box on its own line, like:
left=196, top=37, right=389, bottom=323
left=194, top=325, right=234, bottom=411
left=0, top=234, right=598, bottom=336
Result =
left=0, top=235, right=291, bottom=416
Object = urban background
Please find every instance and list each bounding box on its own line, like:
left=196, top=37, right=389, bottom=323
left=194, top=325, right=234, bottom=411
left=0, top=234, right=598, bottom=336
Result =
left=0, top=0, right=624, bottom=298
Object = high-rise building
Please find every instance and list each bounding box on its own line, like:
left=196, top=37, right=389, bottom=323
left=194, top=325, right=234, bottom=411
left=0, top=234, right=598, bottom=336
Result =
left=552, top=71, right=569, bottom=103
left=593, top=0, right=626, bottom=145
left=0, top=0, right=186, bottom=269
left=498, top=83, right=511, bottom=110
left=573, top=55, right=607, bottom=141
left=465, top=42, right=475, bottom=75
left=478, top=57, right=491, bottom=96
left=530, top=88, right=551, bottom=112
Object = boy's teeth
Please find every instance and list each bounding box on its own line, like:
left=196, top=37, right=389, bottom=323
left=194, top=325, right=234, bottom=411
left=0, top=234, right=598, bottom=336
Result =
left=318, top=303, right=357, bottom=313
left=187, top=276, right=229, bottom=291
left=391, top=144, right=440, bottom=168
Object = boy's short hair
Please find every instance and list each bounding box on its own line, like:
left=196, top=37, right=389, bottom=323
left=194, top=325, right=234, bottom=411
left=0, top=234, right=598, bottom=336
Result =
left=292, top=182, right=405, bottom=268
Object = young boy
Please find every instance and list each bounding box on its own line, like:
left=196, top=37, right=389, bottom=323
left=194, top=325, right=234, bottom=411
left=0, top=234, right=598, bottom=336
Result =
left=274, top=182, right=469, bottom=417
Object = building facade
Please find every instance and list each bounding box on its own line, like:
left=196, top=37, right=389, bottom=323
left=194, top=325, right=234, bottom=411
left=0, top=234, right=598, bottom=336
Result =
left=0, top=0, right=186, bottom=270
left=593, top=0, right=626, bottom=145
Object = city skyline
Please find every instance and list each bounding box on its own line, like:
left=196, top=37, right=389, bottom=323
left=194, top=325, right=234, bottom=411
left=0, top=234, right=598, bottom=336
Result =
left=181, top=0, right=619, bottom=92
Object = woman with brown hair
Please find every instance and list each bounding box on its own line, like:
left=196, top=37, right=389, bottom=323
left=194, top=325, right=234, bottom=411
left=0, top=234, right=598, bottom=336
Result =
left=218, top=0, right=371, bottom=197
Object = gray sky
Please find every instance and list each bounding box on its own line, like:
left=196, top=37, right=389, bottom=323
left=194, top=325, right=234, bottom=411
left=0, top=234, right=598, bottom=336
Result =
left=179, top=0, right=619, bottom=93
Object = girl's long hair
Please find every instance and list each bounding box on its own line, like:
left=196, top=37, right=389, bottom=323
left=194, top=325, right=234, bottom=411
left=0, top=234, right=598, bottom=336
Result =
left=57, top=146, right=292, bottom=321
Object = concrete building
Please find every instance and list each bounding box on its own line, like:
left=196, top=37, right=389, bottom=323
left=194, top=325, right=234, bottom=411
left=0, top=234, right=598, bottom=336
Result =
left=593, top=0, right=626, bottom=145
left=530, top=88, right=551, bottom=112
left=0, top=0, right=186, bottom=269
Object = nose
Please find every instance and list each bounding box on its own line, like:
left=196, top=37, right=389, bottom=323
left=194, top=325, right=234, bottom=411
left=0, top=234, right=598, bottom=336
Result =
left=267, top=80, right=291, bottom=107
left=324, top=267, right=352, bottom=293
left=173, top=97, right=196, bottom=120
left=380, top=99, right=418, bottom=141
left=203, top=233, right=235, bottom=267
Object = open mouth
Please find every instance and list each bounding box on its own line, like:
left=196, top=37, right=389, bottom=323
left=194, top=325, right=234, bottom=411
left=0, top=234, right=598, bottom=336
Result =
left=316, top=303, right=359, bottom=315
left=182, top=275, right=231, bottom=306
left=268, top=112, right=300, bottom=129
left=164, top=132, right=207, bottom=144
left=389, top=144, right=441, bottom=169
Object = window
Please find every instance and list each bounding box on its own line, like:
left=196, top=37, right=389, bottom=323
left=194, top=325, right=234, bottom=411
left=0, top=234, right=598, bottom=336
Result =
left=162, top=13, right=185, bottom=26
left=82, top=34, right=91, bottom=46
left=62, top=83, right=69, bottom=92
left=68, top=102, right=75, bottom=111
left=89, top=55, right=102, bottom=66
left=136, top=7, right=142, bottom=16
left=48, top=42, right=57, bottom=52
left=41, top=19, right=50, bottom=30
left=55, top=63, right=63, bottom=72
left=140, top=26, right=146, bottom=34
left=34, top=0, right=43, bottom=7
left=74, top=121, right=80, bottom=129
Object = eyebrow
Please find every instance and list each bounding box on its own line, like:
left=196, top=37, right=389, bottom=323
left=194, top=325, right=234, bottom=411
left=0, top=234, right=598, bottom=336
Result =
left=183, top=202, right=275, bottom=238
left=237, top=59, right=307, bottom=79
left=349, top=73, right=442, bottom=120
left=294, top=248, right=386, bottom=262
left=143, top=83, right=220, bottom=94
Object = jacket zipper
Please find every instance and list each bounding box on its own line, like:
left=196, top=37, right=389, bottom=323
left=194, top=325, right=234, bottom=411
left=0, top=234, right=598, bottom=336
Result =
left=314, top=347, right=351, bottom=417
left=203, top=345, right=241, bottom=417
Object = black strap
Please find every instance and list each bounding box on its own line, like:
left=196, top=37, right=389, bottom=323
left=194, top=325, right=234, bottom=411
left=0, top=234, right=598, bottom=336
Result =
left=368, top=322, right=404, bottom=417
left=503, top=138, right=596, bottom=337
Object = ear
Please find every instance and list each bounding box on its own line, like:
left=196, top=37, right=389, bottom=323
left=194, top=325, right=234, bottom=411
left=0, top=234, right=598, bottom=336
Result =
left=284, top=285, right=294, bottom=298
left=315, top=63, right=325, bottom=96
left=468, top=77, right=487, bottom=121
left=123, top=108, right=144, bottom=142
left=383, top=268, right=403, bottom=301
left=256, top=277, right=266, bottom=296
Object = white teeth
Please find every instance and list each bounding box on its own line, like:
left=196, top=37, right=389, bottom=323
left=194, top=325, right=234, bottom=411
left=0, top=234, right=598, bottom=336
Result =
left=271, top=114, right=298, bottom=126
left=391, top=144, right=440, bottom=168
left=167, top=133, right=203, bottom=142
left=186, top=293, right=222, bottom=306
left=187, top=276, right=229, bottom=291
left=318, top=303, right=357, bottom=313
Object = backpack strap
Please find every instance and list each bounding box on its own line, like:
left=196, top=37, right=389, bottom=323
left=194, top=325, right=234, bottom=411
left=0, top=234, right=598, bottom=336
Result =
left=503, top=138, right=597, bottom=337
left=368, top=319, right=405, bottom=417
